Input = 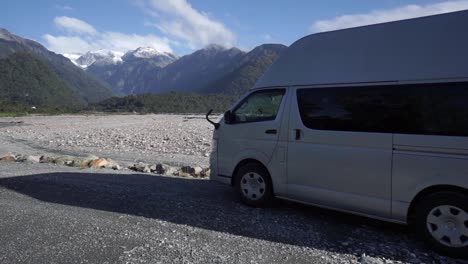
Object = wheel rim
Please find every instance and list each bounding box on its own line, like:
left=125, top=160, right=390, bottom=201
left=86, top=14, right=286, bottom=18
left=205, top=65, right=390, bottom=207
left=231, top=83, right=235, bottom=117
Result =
left=426, top=205, right=468, bottom=248
left=240, top=172, right=266, bottom=201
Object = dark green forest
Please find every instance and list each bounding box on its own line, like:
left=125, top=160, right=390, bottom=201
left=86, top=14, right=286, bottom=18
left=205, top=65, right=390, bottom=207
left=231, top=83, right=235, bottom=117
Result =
left=0, top=53, right=82, bottom=109
left=90, top=93, right=237, bottom=114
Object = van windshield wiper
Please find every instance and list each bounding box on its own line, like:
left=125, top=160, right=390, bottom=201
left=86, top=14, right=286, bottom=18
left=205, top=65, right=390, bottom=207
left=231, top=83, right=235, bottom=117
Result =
left=206, top=109, right=220, bottom=130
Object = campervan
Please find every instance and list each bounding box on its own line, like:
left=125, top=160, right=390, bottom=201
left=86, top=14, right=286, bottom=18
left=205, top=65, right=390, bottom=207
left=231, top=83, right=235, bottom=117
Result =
left=206, top=11, right=468, bottom=257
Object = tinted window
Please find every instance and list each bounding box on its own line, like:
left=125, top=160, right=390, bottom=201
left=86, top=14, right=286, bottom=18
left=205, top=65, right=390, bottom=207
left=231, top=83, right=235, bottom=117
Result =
left=297, top=82, right=468, bottom=136
left=233, top=89, right=285, bottom=123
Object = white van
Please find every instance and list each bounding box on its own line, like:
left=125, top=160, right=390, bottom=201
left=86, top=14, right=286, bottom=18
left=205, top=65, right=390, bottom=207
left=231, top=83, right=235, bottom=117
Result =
left=206, top=11, right=468, bottom=258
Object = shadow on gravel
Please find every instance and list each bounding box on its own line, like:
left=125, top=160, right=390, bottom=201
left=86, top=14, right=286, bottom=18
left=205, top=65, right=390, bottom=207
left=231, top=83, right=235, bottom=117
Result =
left=0, top=172, right=454, bottom=263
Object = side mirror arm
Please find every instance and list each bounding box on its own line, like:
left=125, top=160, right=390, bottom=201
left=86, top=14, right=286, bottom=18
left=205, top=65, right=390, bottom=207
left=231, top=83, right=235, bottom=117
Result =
left=206, top=109, right=220, bottom=130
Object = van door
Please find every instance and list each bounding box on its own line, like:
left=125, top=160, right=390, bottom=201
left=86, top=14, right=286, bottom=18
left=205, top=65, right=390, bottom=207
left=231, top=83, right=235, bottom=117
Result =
left=286, top=86, right=393, bottom=218
left=217, top=89, right=287, bottom=180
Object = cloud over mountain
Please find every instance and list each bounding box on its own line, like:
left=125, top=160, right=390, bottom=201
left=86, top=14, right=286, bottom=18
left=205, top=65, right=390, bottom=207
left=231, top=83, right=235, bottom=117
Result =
left=142, top=0, right=236, bottom=49
left=310, top=0, right=468, bottom=32
left=43, top=16, right=173, bottom=55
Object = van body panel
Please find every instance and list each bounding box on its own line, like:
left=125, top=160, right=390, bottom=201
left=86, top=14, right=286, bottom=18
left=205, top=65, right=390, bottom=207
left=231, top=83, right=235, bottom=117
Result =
left=216, top=89, right=288, bottom=180
left=392, top=137, right=468, bottom=205
left=286, top=87, right=393, bottom=218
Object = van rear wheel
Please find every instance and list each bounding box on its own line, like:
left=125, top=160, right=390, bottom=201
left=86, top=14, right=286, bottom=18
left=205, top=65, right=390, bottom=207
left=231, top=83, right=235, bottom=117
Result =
left=235, top=163, right=273, bottom=207
left=414, top=192, right=468, bottom=258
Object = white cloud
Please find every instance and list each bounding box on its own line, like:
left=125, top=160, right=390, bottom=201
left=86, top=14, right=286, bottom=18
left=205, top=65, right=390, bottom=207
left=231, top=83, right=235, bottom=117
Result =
left=311, top=0, right=468, bottom=32
left=96, top=32, right=172, bottom=53
left=145, top=0, right=236, bottom=49
left=43, top=34, right=94, bottom=54
left=54, top=16, right=97, bottom=35
left=44, top=17, right=173, bottom=55
left=55, top=5, right=73, bottom=11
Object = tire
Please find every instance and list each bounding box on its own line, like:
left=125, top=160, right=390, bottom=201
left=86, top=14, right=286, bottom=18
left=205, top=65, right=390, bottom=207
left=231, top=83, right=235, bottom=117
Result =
left=414, top=191, right=468, bottom=259
left=235, top=163, right=273, bottom=207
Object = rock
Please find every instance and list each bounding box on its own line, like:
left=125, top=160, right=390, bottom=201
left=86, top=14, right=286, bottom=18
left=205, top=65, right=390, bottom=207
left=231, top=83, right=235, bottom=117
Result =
left=181, top=166, right=195, bottom=174
left=149, top=164, right=157, bottom=172
left=200, top=168, right=211, bottom=178
left=23, top=155, right=41, bottom=163
left=68, top=158, right=85, bottom=168
left=154, top=164, right=169, bottom=174
left=105, top=159, right=121, bottom=170
left=89, top=158, right=108, bottom=168
left=179, top=172, right=191, bottom=177
left=359, top=254, right=384, bottom=264
left=81, top=155, right=99, bottom=166
left=129, top=162, right=151, bottom=173
left=39, top=155, right=52, bottom=163
left=193, top=166, right=203, bottom=176
left=203, top=152, right=210, bottom=157
left=13, top=154, right=26, bottom=162
left=51, top=156, right=75, bottom=165
left=0, top=154, right=16, bottom=162
left=167, top=167, right=178, bottom=176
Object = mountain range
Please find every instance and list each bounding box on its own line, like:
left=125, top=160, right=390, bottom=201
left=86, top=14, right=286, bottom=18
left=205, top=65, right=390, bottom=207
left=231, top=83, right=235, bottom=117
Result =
left=82, top=43, right=287, bottom=96
left=0, top=27, right=287, bottom=109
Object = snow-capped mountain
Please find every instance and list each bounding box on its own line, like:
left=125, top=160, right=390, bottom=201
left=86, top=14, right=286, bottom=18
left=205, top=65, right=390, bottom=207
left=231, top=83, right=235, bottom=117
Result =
left=123, top=47, right=177, bottom=60
left=75, top=50, right=124, bottom=68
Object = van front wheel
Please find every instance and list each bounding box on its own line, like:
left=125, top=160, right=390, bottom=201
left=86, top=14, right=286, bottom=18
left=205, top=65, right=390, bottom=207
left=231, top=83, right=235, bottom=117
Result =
left=235, top=163, right=273, bottom=207
left=415, top=191, right=468, bottom=258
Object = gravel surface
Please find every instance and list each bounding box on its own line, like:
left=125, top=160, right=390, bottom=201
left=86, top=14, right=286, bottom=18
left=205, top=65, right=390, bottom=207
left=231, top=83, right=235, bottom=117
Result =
left=0, top=114, right=218, bottom=167
left=0, top=114, right=467, bottom=263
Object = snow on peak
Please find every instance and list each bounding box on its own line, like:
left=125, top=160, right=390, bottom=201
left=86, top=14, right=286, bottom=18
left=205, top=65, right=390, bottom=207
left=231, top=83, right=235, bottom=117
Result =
left=76, top=49, right=124, bottom=68
left=132, top=47, right=163, bottom=58
left=203, top=44, right=227, bottom=51
left=123, top=47, right=177, bottom=60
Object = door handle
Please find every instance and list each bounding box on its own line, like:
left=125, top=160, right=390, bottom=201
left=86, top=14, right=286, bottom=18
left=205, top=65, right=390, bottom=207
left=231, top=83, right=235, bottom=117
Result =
left=265, top=129, right=277, bottom=135
left=295, top=129, right=301, bottom=140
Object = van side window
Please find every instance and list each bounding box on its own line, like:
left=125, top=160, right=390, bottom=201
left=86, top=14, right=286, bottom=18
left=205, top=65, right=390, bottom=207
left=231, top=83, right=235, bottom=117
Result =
left=296, top=82, right=468, bottom=136
left=232, top=89, right=285, bottom=123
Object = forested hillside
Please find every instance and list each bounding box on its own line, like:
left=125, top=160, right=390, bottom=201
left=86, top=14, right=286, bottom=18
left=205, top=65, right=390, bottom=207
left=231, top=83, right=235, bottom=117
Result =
left=0, top=53, right=81, bottom=108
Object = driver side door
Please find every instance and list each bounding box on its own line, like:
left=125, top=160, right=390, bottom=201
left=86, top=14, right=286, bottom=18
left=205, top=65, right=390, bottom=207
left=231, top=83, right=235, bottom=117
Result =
left=217, top=89, right=287, bottom=179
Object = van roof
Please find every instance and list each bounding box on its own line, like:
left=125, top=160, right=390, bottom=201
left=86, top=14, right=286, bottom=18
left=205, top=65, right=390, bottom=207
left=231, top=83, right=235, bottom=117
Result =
left=254, top=10, right=468, bottom=89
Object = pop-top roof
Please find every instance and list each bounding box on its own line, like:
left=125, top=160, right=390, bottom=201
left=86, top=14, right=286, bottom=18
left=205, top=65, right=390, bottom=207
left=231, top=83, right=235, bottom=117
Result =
left=254, top=10, right=468, bottom=89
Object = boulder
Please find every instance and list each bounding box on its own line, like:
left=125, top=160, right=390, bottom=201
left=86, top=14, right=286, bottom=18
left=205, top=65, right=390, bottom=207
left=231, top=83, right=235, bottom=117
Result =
left=23, top=155, right=41, bottom=163
left=105, top=159, right=122, bottom=170
left=165, top=166, right=178, bottom=176
left=181, top=166, right=195, bottom=174
left=129, top=162, right=151, bottom=173
left=0, top=154, right=16, bottom=162
left=51, top=156, right=75, bottom=165
left=193, top=166, right=203, bottom=176
left=81, top=155, right=100, bottom=166
left=68, top=158, right=85, bottom=168
left=200, top=168, right=211, bottom=178
left=89, top=158, right=108, bottom=168
left=39, top=155, right=52, bottom=163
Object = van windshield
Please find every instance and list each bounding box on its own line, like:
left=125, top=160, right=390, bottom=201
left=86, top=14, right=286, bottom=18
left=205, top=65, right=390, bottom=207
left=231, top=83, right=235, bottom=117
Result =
left=233, top=89, right=285, bottom=123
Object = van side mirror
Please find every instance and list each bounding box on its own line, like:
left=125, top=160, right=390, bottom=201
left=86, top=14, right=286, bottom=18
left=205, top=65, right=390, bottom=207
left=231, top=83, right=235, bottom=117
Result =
left=224, top=110, right=234, bottom=124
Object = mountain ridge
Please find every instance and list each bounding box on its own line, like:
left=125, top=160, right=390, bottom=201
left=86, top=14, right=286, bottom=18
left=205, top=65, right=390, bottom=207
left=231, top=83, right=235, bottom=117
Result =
left=0, top=28, right=114, bottom=104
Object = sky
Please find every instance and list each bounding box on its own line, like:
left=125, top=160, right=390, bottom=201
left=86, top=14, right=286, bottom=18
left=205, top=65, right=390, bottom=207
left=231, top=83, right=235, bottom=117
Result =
left=2, top=0, right=468, bottom=56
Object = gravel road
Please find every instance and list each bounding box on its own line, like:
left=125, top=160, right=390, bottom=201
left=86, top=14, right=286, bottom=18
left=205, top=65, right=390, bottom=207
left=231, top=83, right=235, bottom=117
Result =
left=0, top=115, right=466, bottom=263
